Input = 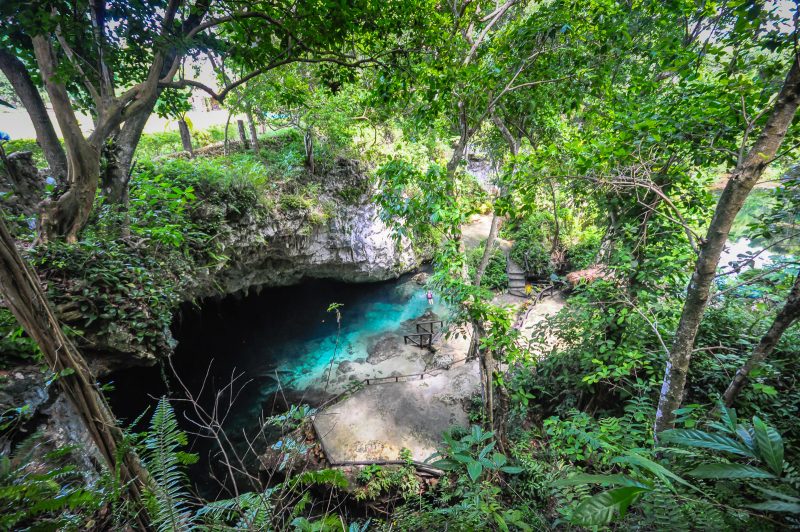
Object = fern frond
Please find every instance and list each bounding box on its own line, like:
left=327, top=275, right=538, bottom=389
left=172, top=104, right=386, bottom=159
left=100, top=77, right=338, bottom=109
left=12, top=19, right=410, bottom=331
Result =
left=142, top=397, right=194, bottom=532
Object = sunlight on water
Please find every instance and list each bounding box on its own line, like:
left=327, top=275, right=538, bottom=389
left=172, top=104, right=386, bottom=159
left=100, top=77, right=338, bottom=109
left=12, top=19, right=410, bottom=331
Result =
left=263, top=281, right=447, bottom=393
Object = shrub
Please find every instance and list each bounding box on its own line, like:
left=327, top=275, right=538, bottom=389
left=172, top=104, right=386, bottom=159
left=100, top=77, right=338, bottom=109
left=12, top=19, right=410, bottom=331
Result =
left=467, top=243, right=508, bottom=290
left=565, top=230, right=601, bottom=270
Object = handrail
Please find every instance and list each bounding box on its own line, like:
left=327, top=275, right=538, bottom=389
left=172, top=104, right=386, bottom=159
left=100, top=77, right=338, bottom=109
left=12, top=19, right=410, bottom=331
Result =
left=362, top=356, right=469, bottom=385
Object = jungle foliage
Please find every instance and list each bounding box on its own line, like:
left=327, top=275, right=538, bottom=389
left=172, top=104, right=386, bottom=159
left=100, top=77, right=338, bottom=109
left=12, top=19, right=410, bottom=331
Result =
left=1, top=0, right=800, bottom=530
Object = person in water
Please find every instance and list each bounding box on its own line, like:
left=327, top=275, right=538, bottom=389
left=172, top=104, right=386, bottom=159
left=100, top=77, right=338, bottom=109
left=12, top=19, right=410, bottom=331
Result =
left=426, top=290, right=434, bottom=305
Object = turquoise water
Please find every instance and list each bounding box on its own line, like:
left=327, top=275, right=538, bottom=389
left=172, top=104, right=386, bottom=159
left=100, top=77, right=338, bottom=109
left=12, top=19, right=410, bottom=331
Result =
left=110, top=273, right=447, bottom=426
left=108, top=273, right=447, bottom=493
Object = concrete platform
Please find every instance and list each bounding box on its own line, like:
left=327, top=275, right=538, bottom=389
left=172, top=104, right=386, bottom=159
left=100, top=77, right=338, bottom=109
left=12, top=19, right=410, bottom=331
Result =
left=312, top=358, right=480, bottom=464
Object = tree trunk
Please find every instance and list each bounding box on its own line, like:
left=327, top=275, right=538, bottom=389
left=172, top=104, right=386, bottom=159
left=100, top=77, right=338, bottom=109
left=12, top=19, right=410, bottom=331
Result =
left=102, top=107, right=150, bottom=206
left=304, top=129, right=315, bottom=174
left=247, top=111, right=260, bottom=154
left=224, top=111, right=232, bottom=154
left=549, top=180, right=560, bottom=255
left=0, top=213, right=150, bottom=526
left=476, top=112, right=519, bottom=287
left=237, top=119, right=249, bottom=150
left=475, top=213, right=502, bottom=287
left=32, top=35, right=103, bottom=243
left=0, top=50, right=67, bottom=182
left=654, top=55, right=800, bottom=435
left=178, top=118, right=194, bottom=157
left=722, top=271, right=800, bottom=406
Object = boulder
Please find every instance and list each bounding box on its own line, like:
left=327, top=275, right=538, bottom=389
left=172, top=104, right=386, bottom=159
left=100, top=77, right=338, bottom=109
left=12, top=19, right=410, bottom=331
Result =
left=337, top=360, right=355, bottom=374
left=411, top=272, right=429, bottom=285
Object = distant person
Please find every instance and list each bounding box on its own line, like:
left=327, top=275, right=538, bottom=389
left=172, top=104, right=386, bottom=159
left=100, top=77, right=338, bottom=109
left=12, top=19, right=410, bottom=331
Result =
left=426, top=290, right=434, bottom=306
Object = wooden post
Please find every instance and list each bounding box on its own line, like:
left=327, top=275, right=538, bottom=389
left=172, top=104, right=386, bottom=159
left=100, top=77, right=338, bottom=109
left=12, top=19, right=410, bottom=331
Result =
left=178, top=119, right=194, bottom=158
left=237, top=119, right=249, bottom=150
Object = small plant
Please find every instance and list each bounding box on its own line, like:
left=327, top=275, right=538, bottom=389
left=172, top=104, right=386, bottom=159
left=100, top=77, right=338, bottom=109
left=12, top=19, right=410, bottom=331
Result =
left=428, top=425, right=522, bottom=483
left=355, top=449, right=420, bottom=501
left=140, top=397, right=198, bottom=531
left=0, top=444, right=106, bottom=530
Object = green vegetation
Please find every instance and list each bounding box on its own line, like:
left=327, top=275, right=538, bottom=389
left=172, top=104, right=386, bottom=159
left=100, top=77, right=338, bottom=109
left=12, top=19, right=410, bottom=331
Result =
left=1, top=0, right=800, bottom=530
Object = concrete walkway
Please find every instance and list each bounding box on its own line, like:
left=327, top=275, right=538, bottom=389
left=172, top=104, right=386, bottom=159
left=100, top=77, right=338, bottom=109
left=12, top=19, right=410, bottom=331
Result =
left=313, top=360, right=479, bottom=464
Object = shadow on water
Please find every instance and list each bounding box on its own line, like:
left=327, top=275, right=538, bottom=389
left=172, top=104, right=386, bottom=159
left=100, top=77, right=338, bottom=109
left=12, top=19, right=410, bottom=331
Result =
left=106, top=271, right=440, bottom=495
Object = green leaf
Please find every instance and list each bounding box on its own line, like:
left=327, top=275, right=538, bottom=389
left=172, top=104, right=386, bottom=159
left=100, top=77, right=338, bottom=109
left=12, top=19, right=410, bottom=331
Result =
left=718, top=401, right=738, bottom=434
left=689, top=463, right=777, bottom=479
left=491, top=452, right=507, bottom=468
left=554, top=473, right=637, bottom=487
left=613, top=452, right=694, bottom=493
left=571, top=486, right=648, bottom=526
left=746, top=500, right=800, bottom=513
left=499, top=466, right=523, bottom=475
left=478, top=441, right=496, bottom=460
left=750, top=485, right=800, bottom=503
left=752, top=416, right=784, bottom=475
left=467, top=461, right=483, bottom=482
left=659, top=429, right=756, bottom=458
left=428, top=459, right=457, bottom=471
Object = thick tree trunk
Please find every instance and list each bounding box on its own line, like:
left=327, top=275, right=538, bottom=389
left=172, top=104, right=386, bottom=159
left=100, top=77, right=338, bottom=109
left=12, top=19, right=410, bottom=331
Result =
left=247, top=111, right=260, bottom=154
left=32, top=35, right=103, bottom=243
left=38, top=141, right=100, bottom=243
left=237, top=119, right=249, bottom=150
left=654, top=55, right=800, bottom=435
left=722, top=271, right=800, bottom=406
left=178, top=119, right=194, bottom=157
left=0, top=50, right=67, bottom=181
left=102, top=108, right=150, bottom=206
left=0, top=213, right=149, bottom=525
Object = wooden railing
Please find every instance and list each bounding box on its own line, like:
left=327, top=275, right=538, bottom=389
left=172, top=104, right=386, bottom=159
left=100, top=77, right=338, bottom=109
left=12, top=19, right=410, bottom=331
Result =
left=415, top=320, right=444, bottom=334
left=403, top=332, right=433, bottom=348
left=404, top=320, right=444, bottom=348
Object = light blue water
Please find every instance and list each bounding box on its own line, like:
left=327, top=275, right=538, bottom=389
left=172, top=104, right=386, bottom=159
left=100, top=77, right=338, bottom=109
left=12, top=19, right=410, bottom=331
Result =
left=109, top=274, right=447, bottom=494
left=149, top=274, right=447, bottom=422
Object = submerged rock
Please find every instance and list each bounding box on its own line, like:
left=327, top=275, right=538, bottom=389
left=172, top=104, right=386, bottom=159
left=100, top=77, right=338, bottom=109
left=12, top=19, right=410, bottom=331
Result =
left=366, top=333, right=406, bottom=364
left=411, top=272, right=429, bottom=285
left=337, top=360, right=355, bottom=374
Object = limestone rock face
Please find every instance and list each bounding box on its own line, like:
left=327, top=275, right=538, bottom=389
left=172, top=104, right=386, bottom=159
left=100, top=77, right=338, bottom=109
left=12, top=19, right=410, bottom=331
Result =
left=192, top=202, right=417, bottom=298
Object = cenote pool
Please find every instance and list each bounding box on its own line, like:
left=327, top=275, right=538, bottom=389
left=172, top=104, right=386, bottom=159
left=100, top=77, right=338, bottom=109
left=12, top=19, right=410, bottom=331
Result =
left=107, top=271, right=446, bottom=491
